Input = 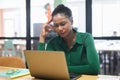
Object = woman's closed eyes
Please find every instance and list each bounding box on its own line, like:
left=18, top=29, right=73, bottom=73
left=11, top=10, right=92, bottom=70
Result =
left=53, top=21, right=67, bottom=28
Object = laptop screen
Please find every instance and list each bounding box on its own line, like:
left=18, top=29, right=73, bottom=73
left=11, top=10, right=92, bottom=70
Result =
left=24, top=50, right=70, bottom=80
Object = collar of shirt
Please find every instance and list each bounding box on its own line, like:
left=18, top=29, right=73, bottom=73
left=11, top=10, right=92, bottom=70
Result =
left=57, top=31, right=84, bottom=45
left=75, top=32, right=84, bottom=44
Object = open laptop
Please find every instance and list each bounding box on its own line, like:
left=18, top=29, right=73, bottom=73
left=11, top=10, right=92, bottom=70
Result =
left=24, top=50, right=70, bottom=80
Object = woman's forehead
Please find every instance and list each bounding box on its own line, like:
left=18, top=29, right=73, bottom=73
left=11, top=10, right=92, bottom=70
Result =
left=52, top=14, right=67, bottom=22
left=53, top=13, right=66, bottom=19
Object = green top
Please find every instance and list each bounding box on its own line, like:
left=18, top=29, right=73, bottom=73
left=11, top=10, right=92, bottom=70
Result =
left=38, top=32, right=100, bottom=75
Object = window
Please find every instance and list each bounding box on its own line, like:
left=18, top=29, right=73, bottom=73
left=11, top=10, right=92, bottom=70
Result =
left=0, top=0, right=26, bottom=59
left=92, top=0, right=120, bottom=37
left=0, top=0, right=26, bottom=37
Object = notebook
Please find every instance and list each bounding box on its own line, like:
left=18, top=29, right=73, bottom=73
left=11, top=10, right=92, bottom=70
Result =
left=0, top=69, right=30, bottom=79
left=24, top=50, right=70, bottom=80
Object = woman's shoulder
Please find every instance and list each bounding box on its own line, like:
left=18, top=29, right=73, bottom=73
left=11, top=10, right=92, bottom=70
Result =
left=76, top=32, right=94, bottom=45
left=76, top=32, right=92, bottom=38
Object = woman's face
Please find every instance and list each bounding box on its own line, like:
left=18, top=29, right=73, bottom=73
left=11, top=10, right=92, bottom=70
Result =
left=52, top=14, right=73, bottom=38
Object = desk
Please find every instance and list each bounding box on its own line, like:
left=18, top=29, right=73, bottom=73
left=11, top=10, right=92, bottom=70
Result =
left=0, top=66, right=120, bottom=80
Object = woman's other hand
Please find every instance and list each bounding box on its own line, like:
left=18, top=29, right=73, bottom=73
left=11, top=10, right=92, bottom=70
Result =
left=39, top=19, right=53, bottom=43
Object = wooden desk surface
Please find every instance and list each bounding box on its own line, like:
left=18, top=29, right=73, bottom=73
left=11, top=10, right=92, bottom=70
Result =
left=0, top=66, right=119, bottom=80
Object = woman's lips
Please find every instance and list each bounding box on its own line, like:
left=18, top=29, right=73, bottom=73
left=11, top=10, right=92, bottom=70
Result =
left=59, top=32, right=65, bottom=36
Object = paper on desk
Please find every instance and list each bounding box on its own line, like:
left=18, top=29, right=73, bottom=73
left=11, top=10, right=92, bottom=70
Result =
left=97, top=75, right=120, bottom=80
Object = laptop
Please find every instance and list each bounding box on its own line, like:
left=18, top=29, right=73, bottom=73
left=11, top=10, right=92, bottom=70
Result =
left=24, top=50, right=70, bottom=80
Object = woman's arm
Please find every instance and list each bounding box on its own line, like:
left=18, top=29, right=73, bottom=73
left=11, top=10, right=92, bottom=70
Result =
left=68, top=34, right=100, bottom=75
left=38, top=37, right=55, bottom=50
left=38, top=19, right=53, bottom=50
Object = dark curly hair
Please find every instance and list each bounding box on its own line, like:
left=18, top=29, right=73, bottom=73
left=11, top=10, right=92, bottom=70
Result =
left=52, top=4, right=72, bottom=18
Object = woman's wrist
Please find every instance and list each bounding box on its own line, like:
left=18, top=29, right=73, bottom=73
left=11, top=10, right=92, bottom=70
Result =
left=39, top=34, right=45, bottom=43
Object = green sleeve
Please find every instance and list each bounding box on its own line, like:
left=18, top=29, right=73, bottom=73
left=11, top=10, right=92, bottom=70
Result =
left=46, top=41, right=56, bottom=50
left=68, top=34, right=100, bottom=75
left=38, top=43, right=46, bottom=50
left=38, top=41, right=55, bottom=51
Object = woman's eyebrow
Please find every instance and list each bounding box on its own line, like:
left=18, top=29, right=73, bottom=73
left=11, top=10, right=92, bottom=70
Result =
left=54, top=21, right=65, bottom=24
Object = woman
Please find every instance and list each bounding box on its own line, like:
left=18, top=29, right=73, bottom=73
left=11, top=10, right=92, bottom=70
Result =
left=38, top=4, right=100, bottom=79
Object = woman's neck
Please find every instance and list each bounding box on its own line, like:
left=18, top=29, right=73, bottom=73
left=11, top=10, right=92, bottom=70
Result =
left=64, top=30, right=76, bottom=43
left=63, top=30, right=76, bottom=49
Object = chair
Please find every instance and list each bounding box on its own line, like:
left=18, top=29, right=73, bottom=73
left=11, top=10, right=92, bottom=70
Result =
left=0, top=57, right=26, bottom=68
left=2, top=40, right=16, bottom=56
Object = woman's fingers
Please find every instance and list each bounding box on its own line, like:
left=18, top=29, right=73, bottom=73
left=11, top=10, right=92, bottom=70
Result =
left=47, top=18, right=52, bottom=24
left=41, top=19, right=53, bottom=37
left=45, top=19, right=54, bottom=32
left=39, top=19, right=53, bottom=42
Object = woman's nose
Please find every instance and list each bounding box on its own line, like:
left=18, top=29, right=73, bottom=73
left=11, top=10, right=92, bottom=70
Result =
left=58, top=26, right=63, bottom=30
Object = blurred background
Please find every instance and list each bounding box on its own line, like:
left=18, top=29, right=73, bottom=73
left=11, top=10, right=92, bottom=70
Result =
left=0, top=0, right=120, bottom=75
